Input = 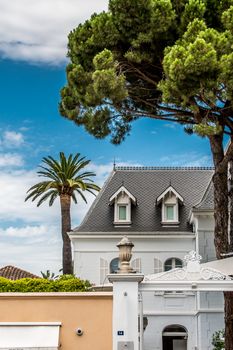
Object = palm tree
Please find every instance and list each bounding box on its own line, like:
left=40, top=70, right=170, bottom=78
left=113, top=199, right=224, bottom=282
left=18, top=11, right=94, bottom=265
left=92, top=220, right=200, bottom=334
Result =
left=25, top=152, right=100, bottom=274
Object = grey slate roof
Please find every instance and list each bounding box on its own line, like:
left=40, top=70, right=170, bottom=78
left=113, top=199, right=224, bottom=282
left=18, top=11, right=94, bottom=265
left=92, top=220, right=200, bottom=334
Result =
left=193, top=179, right=214, bottom=210
left=75, top=167, right=214, bottom=233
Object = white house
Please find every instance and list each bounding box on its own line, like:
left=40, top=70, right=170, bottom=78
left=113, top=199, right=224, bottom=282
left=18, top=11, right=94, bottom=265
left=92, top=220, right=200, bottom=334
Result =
left=70, top=166, right=224, bottom=350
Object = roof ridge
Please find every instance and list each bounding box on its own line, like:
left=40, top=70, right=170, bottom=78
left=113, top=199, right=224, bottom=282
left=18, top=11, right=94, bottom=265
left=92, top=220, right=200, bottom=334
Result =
left=115, top=166, right=214, bottom=171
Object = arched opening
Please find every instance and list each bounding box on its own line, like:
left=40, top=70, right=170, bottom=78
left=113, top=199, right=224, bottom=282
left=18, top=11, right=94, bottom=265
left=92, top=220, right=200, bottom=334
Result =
left=110, top=257, right=119, bottom=273
left=164, top=258, right=183, bottom=271
left=162, top=324, right=187, bottom=350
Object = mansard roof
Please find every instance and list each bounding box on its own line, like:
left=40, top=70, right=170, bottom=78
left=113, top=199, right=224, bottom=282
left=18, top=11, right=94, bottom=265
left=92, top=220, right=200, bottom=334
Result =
left=74, top=166, right=214, bottom=233
left=193, top=179, right=214, bottom=211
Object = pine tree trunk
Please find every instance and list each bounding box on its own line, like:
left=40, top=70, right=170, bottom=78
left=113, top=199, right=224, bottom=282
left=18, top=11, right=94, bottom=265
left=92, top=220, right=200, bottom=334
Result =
left=209, top=134, right=229, bottom=257
left=229, top=160, right=233, bottom=251
left=225, top=161, right=233, bottom=349
left=209, top=135, right=232, bottom=350
left=60, top=194, right=73, bottom=274
left=224, top=292, right=233, bottom=350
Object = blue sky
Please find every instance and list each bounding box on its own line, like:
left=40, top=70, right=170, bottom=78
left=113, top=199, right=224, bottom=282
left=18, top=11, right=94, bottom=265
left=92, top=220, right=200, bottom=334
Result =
left=0, top=0, right=212, bottom=276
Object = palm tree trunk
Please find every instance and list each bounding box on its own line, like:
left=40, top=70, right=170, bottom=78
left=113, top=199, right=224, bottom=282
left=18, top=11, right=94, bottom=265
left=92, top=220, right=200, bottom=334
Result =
left=209, top=135, right=232, bottom=350
left=60, top=194, right=73, bottom=274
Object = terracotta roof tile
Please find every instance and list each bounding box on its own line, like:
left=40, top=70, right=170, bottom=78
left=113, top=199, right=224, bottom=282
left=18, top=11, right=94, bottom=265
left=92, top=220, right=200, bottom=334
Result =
left=0, top=265, right=40, bottom=280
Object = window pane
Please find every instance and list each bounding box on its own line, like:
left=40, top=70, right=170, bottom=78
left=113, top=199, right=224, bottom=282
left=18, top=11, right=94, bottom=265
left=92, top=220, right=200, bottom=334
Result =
left=164, top=258, right=173, bottom=271
left=166, top=205, right=174, bottom=220
left=110, top=258, right=119, bottom=273
left=175, top=258, right=182, bottom=268
left=119, top=205, right=127, bottom=220
left=164, top=258, right=183, bottom=271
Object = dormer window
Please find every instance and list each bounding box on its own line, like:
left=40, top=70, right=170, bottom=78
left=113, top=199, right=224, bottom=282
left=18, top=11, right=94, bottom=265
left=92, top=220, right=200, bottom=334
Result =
left=157, top=186, right=183, bottom=225
left=109, top=186, right=136, bottom=225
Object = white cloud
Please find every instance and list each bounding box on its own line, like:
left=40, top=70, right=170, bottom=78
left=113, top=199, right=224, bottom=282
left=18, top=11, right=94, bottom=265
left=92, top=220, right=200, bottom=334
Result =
left=0, top=160, right=143, bottom=273
left=0, top=161, right=112, bottom=226
left=3, top=131, right=24, bottom=147
left=0, top=169, right=60, bottom=224
left=159, top=153, right=212, bottom=167
left=89, top=160, right=142, bottom=184
left=0, top=236, right=62, bottom=275
left=0, top=0, right=108, bottom=64
left=0, top=153, right=24, bottom=167
left=0, top=224, right=56, bottom=238
left=164, top=123, right=176, bottom=129
left=0, top=160, right=142, bottom=225
left=89, top=163, right=113, bottom=182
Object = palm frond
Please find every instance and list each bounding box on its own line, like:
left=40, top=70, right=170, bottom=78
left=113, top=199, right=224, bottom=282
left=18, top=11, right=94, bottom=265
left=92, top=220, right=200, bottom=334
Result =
left=25, top=152, right=100, bottom=207
left=38, top=167, right=61, bottom=182
left=49, top=192, right=59, bottom=206
left=36, top=190, right=58, bottom=207
left=86, top=183, right=100, bottom=191
left=85, top=188, right=98, bottom=196
left=71, top=192, right=78, bottom=204
left=77, top=171, right=97, bottom=180
left=75, top=189, right=87, bottom=203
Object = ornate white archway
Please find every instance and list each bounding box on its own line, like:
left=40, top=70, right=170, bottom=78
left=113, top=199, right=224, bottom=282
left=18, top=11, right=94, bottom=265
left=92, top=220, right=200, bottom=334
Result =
left=140, top=251, right=233, bottom=292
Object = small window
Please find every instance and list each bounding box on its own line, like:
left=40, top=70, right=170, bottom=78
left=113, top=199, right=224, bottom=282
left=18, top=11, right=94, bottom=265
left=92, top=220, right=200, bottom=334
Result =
left=166, top=205, right=174, bottom=220
left=164, top=258, right=182, bottom=271
left=118, top=205, right=127, bottom=220
left=110, top=257, right=119, bottom=273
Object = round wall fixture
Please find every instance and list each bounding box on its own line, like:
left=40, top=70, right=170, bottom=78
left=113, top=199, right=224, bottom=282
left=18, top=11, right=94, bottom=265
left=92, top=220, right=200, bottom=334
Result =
left=76, top=328, right=83, bottom=336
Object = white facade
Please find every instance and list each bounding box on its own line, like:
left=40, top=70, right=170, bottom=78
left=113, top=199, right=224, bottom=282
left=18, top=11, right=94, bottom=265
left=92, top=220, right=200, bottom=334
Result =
left=70, top=167, right=222, bottom=350
left=71, top=214, right=224, bottom=349
left=71, top=234, right=198, bottom=283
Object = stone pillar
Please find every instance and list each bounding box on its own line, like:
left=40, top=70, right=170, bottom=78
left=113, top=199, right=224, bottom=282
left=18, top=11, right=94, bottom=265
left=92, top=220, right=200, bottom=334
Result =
left=108, top=237, right=144, bottom=350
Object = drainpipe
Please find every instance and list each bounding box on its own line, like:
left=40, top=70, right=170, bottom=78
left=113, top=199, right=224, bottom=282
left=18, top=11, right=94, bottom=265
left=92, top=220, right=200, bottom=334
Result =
left=138, top=291, right=143, bottom=350
left=194, top=216, right=200, bottom=350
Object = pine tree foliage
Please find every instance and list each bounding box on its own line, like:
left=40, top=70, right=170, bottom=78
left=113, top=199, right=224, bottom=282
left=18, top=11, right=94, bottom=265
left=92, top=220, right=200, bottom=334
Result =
left=60, top=0, right=233, bottom=144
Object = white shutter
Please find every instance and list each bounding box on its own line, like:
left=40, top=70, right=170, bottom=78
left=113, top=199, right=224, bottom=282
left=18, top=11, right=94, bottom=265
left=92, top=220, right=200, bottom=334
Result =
left=154, top=258, right=163, bottom=273
left=132, top=258, right=141, bottom=273
left=100, top=258, right=108, bottom=284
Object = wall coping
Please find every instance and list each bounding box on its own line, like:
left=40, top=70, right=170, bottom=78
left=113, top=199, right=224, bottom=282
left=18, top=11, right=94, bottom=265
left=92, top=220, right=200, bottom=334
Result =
left=0, top=292, right=113, bottom=298
left=0, top=322, right=62, bottom=326
left=108, top=273, right=144, bottom=283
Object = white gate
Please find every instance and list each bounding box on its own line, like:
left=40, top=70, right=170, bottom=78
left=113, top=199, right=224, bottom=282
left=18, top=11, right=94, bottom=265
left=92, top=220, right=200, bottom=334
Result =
left=139, top=251, right=233, bottom=350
